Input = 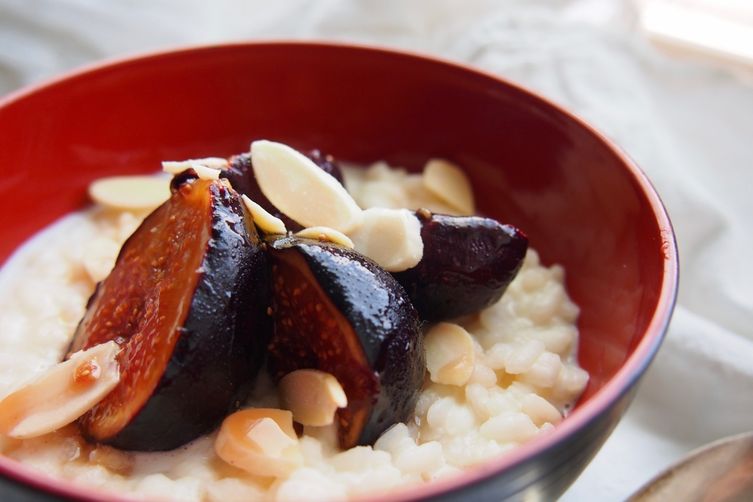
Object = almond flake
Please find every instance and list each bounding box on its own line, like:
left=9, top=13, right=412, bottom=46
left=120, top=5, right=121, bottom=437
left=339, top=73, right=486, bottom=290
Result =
left=190, top=157, right=229, bottom=170
left=161, top=157, right=228, bottom=170
left=423, top=159, right=475, bottom=215
left=241, top=195, right=287, bottom=235
left=425, top=323, right=476, bottom=386
left=245, top=417, right=297, bottom=457
left=0, top=341, right=120, bottom=439
left=162, top=161, right=221, bottom=180
left=215, top=408, right=303, bottom=478
left=348, top=208, right=423, bottom=272
left=88, top=176, right=170, bottom=212
left=295, top=227, right=354, bottom=249
left=250, top=140, right=363, bottom=232
left=279, top=370, right=348, bottom=427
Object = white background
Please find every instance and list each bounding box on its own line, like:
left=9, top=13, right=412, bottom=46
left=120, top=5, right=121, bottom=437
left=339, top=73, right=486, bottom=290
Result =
left=2, top=0, right=752, bottom=500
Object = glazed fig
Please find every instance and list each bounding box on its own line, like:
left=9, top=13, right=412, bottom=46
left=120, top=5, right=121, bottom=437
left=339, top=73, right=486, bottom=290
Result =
left=266, top=237, right=424, bottom=449
left=393, top=211, right=528, bottom=322
left=222, top=148, right=345, bottom=231
left=68, top=173, right=271, bottom=451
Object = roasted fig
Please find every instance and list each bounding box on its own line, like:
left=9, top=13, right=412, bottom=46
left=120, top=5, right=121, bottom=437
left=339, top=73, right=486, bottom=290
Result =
left=68, top=173, right=271, bottom=451
left=222, top=148, right=345, bottom=231
left=393, top=211, right=528, bottom=322
left=266, top=237, right=424, bottom=449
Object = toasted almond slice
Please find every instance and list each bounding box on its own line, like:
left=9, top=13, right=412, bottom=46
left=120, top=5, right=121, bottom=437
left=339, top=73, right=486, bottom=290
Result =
left=241, top=195, right=287, bottom=235
left=423, top=159, right=474, bottom=215
left=246, top=417, right=297, bottom=456
left=279, top=370, right=348, bottom=427
left=0, top=341, right=120, bottom=439
left=348, top=208, right=423, bottom=272
left=88, top=445, right=134, bottom=475
left=81, top=238, right=121, bottom=283
left=162, top=161, right=221, bottom=180
left=189, top=157, right=229, bottom=170
left=425, top=323, right=475, bottom=386
left=295, top=227, right=354, bottom=249
left=215, top=408, right=303, bottom=478
left=250, top=140, right=363, bottom=232
left=88, top=176, right=170, bottom=212
left=161, top=157, right=229, bottom=170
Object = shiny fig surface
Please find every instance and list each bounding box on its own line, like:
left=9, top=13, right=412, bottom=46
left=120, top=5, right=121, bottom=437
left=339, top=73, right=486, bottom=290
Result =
left=266, top=237, right=424, bottom=449
left=222, top=149, right=345, bottom=231
left=68, top=174, right=271, bottom=451
left=394, top=211, right=528, bottom=322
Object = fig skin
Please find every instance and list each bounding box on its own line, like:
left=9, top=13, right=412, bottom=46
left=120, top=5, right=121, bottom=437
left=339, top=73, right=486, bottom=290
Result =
left=267, top=237, right=424, bottom=448
left=222, top=149, right=345, bottom=231
left=68, top=173, right=271, bottom=451
left=393, top=211, right=528, bottom=322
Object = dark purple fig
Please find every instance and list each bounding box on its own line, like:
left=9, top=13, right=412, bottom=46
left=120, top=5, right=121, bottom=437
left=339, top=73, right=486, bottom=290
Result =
left=393, top=211, right=528, bottom=322
left=68, top=174, right=271, bottom=451
left=222, top=149, right=345, bottom=231
left=266, top=236, right=424, bottom=449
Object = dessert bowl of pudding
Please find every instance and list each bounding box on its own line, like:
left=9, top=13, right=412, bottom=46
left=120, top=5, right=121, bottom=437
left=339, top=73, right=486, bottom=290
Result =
left=0, top=42, right=678, bottom=501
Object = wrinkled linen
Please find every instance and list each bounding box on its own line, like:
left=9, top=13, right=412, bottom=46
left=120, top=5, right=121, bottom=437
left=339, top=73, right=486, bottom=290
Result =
left=1, top=0, right=752, bottom=500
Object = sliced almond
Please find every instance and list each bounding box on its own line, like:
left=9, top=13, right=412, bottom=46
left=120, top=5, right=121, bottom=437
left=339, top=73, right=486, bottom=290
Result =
left=162, top=161, right=221, bottom=180
left=279, top=370, right=348, bottom=427
left=245, top=417, right=298, bottom=457
left=81, top=238, right=121, bottom=283
left=241, top=195, right=287, bottom=235
left=215, top=408, right=303, bottom=478
left=295, top=227, right=354, bottom=249
left=161, top=157, right=229, bottom=170
left=89, top=445, right=134, bottom=475
left=0, top=341, right=120, bottom=439
left=348, top=208, right=423, bottom=272
left=423, top=159, right=475, bottom=215
left=250, top=140, right=363, bottom=232
left=425, top=323, right=475, bottom=386
left=189, top=157, right=229, bottom=170
left=88, top=176, right=170, bottom=212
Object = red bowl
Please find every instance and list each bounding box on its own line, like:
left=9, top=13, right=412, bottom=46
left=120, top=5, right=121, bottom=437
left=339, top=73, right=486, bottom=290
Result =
left=0, top=42, right=677, bottom=501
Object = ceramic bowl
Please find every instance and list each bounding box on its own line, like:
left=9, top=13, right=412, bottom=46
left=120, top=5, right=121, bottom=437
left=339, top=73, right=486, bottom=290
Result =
left=0, top=42, right=678, bottom=501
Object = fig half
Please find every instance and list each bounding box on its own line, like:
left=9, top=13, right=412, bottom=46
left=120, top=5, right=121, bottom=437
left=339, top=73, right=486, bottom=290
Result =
left=222, top=148, right=345, bottom=232
left=68, top=174, right=271, bottom=451
left=394, top=211, right=528, bottom=322
left=266, top=237, right=424, bottom=449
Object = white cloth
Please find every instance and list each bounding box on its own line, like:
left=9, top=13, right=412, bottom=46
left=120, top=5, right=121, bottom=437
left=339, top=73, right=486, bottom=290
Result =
left=2, top=1, right=752, bottom=500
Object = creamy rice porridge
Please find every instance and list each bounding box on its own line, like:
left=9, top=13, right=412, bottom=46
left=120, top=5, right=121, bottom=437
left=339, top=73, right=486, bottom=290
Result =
left=0, top=149, right=588, bottom=501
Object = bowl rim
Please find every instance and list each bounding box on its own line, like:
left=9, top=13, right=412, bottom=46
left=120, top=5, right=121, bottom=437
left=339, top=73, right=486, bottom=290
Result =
left=0, top=40, right=679, bottom=502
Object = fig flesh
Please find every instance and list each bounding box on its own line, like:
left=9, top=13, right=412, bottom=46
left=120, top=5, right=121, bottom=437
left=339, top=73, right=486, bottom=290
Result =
left=222, top=149, right=345, bottom=232
left=394, top=211, right=528, bottom=322
left=266, top=237, right=424, bottom=449
left=68, top=174, right=271, bottom=451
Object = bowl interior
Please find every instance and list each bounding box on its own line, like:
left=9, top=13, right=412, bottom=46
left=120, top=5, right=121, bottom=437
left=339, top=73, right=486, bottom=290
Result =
left=0, top=42, right=675, bottom=496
